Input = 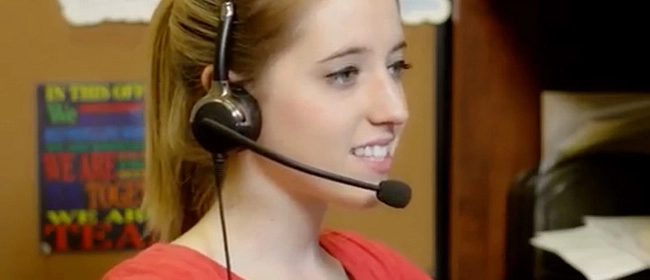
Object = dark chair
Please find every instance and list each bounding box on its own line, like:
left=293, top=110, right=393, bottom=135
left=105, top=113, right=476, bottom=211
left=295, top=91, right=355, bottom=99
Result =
left=506, top=151, right=650, bottom=280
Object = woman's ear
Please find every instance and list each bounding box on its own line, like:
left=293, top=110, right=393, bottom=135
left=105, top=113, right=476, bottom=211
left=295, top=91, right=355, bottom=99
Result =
left=202, top=64, right=249, bottom=91
left=200, top=65, right=214, bottom=91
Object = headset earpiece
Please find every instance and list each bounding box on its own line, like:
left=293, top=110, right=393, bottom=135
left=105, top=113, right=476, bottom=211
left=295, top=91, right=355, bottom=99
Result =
left=230, top=86, right=262, bottom=140
left=190, top=85, right=261, bottom=155
left=189, top=1, right=262, bottom=155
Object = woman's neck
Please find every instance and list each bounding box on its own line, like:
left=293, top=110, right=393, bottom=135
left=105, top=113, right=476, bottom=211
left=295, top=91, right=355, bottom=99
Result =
left=174, top=152, right=339, bottom=276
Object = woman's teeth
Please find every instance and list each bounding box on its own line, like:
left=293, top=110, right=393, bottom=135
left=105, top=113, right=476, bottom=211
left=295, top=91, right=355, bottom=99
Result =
left=351, top=145, right=390, bottom=160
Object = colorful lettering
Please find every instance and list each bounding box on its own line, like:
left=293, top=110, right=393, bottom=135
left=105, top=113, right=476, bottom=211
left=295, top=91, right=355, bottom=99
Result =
left=45, top=209, right=98, bottom=225
left=85, top=181, right=143, bottom=209
left=41, top=153, right=76, bottom=182
left=45, top=85, right=66, bottom=102
left=79, top=152, right=116, bottom=181
left=42, top=222, right=148, bottom=251
left=68, top=84, right=111, bottom=102
left=46, top=103, right=77, bottom=124
left=111, top=83, right=145, bottom=101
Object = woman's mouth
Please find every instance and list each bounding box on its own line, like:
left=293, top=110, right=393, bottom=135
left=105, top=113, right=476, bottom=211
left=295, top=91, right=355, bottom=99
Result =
left=349, top=143, right=394, bottom=174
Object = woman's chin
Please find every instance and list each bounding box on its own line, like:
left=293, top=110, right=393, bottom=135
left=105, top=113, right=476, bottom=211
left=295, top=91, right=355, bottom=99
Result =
left=329, top=187, right=382, bottom=210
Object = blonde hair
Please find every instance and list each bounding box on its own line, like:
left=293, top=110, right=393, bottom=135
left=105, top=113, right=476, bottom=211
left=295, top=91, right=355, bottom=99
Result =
left=143, top=0, right=302, bottom=242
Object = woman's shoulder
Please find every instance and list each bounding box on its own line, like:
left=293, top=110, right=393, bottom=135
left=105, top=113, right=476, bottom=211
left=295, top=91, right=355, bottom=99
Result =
left=101, top=243, right=226, bottom=280
left=319, top=229, right=418, bottom=262
left=320, top=229, right=433, bottom=280
left=320, top=229, right=396, bottom=250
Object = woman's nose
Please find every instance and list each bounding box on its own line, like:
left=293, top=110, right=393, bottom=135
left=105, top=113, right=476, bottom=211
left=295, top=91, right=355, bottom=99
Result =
left=366, top=73, right=409, bottom=126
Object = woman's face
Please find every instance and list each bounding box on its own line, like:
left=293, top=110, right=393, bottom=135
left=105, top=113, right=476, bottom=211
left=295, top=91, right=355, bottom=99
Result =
left=252, top=0, right=409, bottom=209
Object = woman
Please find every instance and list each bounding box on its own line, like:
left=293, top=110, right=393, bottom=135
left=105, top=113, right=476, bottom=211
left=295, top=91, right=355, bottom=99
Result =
left=103, top=0, right=431, bottom=279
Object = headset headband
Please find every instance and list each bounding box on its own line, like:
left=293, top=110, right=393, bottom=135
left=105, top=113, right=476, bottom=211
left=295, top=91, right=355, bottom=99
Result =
left=214, top=1, right=235, bottom=84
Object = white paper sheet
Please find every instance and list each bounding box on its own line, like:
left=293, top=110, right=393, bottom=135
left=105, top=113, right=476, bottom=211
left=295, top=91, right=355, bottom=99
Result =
left=584, top=216, right=650, bottom=264
left=400, top=0, right=452, bottom=25
left=56, top=0, right=161, bottom=27
left=530, top=216, right=650, bottom=280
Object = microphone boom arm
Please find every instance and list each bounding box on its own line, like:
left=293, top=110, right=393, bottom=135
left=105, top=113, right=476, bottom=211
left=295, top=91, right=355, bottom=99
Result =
left=202, top=118, right=379, bottom=191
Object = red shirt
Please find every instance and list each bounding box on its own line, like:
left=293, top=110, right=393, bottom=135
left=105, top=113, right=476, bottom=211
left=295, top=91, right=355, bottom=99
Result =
left=102, top=230, right=432, bottom=280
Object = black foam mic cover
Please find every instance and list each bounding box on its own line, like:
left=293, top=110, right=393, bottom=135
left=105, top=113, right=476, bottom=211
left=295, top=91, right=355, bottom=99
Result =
left=377, top=180, right=412, bottom=208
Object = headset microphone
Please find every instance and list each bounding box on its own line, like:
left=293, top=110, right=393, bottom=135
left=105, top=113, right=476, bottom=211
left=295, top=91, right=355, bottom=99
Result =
left=198, top=117, right=413, bottom=208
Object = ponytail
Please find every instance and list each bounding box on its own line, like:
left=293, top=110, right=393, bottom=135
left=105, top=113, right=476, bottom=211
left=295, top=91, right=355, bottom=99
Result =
left=142, top=0, right=183, bottom=242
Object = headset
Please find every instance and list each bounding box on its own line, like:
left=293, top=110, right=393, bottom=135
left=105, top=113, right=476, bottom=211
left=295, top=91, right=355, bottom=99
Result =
left=188, top=2, right=256, bottom=279
left=189, top=0, right=261, bottom=156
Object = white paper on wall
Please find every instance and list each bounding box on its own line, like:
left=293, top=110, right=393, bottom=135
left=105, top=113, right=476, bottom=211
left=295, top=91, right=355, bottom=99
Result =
left=56, top=0, right=161, bottom=27
left=400, top=0, right=452, bottom=25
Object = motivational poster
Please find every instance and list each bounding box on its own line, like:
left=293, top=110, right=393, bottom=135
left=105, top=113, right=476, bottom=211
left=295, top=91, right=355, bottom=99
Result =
left=37, top=82, right=152, bottom=253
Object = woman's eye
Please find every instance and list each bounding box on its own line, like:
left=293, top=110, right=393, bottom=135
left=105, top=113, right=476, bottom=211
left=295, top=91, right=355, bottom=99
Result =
left=388, top=60, right=413, bottom=78
left=325, top=66, right=359, bottom=87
